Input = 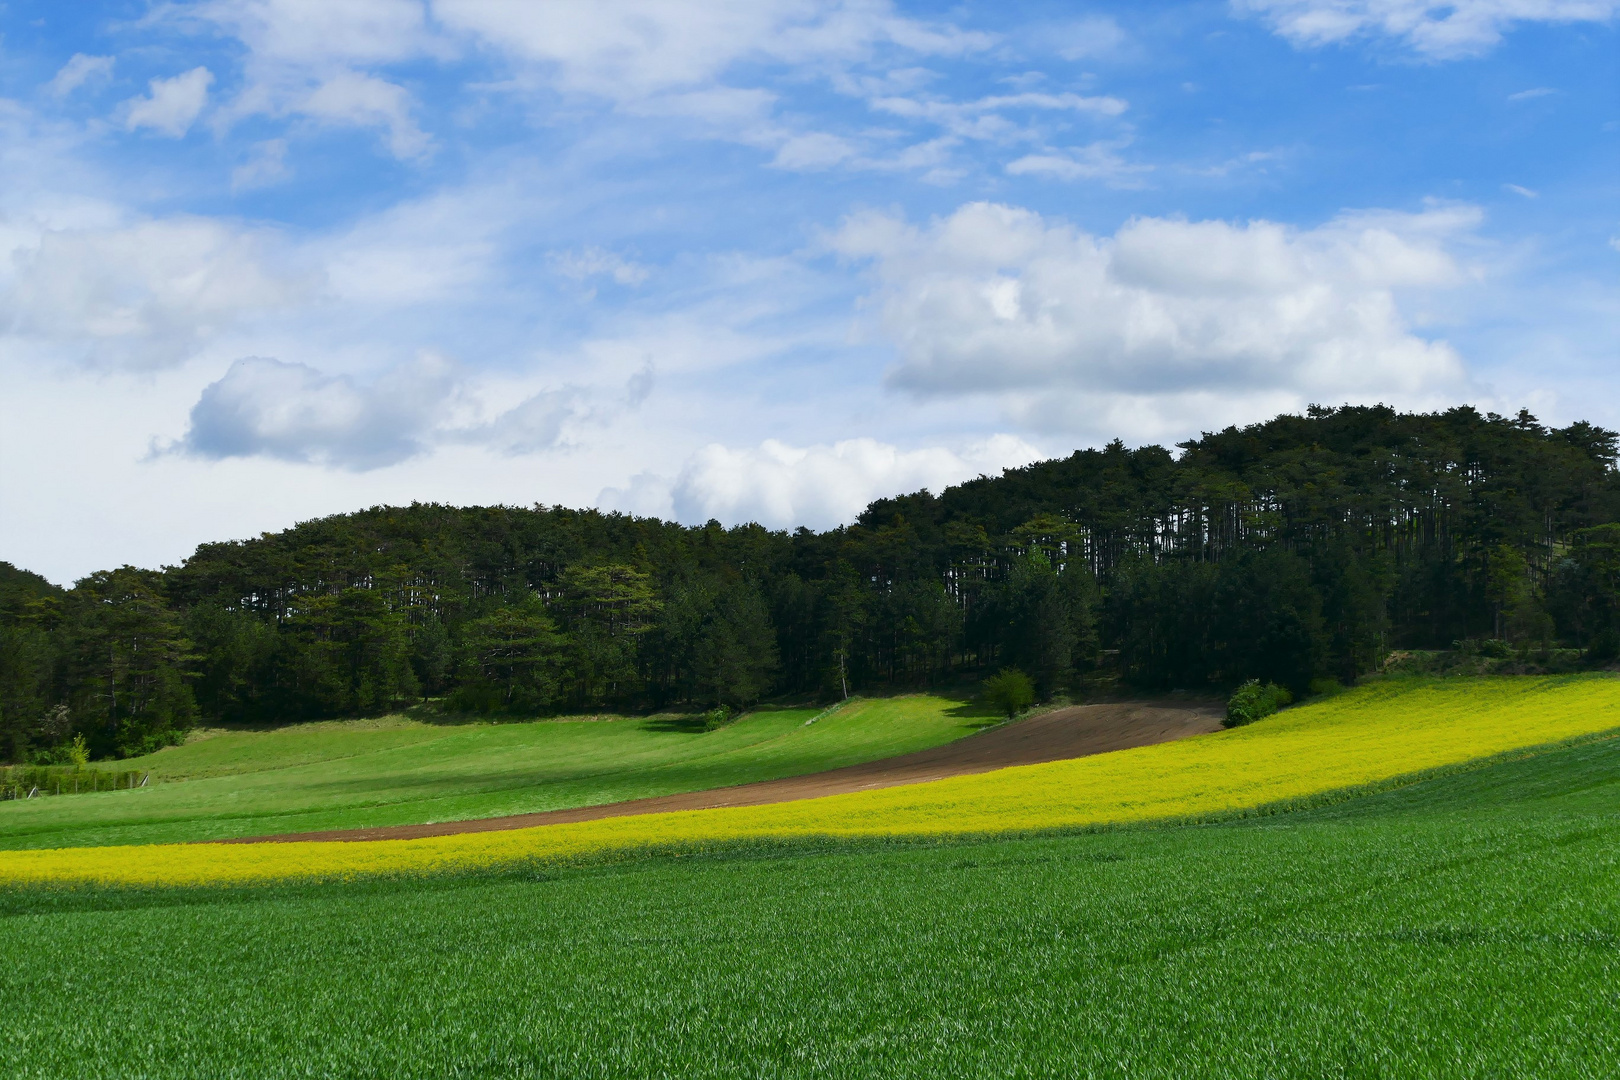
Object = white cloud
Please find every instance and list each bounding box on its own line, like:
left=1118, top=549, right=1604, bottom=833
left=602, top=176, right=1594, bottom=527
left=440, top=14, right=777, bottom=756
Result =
left=601, top=434, right=1044, bottom=530
left=1006, top=140, right=1149, bottom=185
left=184, top=1, right=1009, bottom=173
left=1236, top=0, right=1620, bottom=59
left=1504, top=183, right=1538, bottom=198
left=432, top=0, right=999, bottom=171
left=460, top=389, right=585, bottom=456
left=772, top=132, right=858, bottom=170
left=1507, top=86, right=1557, bottom=100
left=122, top=67, right=214, bottom=136
left=46, top=54, right=115, bottom=97
left=551, top=247, right=651, bottom=286
left=434, top=0, right=989, bottom=101
left=178, top=353, right=460, bottom=469
left=232, top=138, right=291, bottom=190
left=297, top=71, right=432, bottom=159
left=0, top=217, right=314, bottom=370
left=314, top=183, right=508, bottom=305
left=188, top=1, right=434, bottom=158
left=828, top=200, right=1477, bottom=437
left=1049, top=16, right=1129, bottom=60
left=195, top=0, right=438, bottom=66
left=174, top=348, right=655, bottom=470
left=870, top=90, right=1127, bottom=143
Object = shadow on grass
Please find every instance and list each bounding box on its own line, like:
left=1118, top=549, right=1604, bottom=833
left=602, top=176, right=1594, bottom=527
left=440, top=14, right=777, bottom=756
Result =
left=640, top=714, right=714, bottom=735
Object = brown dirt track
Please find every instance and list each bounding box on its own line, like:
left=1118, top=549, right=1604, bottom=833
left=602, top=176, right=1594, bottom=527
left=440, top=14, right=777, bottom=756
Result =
left=219, top=700, right=1224, bottom=844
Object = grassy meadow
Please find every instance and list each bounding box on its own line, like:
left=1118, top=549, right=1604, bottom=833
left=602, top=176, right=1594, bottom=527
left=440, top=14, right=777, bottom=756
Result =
left=7, top=675, right=1618, bottom=886
left=0, top=696, right=994, bottom=850
left=4, top=693, right=1619, bottom=1077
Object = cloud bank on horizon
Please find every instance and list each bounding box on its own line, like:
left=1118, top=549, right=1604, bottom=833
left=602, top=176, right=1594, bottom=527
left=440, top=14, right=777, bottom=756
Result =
left=0, top=0, right=1615, bottom=582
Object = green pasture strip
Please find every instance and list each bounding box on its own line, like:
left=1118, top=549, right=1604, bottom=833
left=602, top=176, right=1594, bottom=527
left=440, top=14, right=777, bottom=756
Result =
left=0, top=695, right=994, bottom=850
left=4, top=737, right=1618, bottom=1079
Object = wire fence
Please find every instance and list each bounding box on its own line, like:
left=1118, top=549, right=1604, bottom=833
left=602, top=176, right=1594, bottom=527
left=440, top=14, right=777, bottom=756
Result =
left=0, top=766, right=150, bottom=800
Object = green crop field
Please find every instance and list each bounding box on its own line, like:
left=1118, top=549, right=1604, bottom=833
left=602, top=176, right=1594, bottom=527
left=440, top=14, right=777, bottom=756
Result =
left=4, top=696, right=1619, bottom=1076
left=0, top=696, right=994, bottom=850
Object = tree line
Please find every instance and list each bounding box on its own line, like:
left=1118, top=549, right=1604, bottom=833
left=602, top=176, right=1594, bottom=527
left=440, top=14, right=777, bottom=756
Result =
left=6, top=403, right=1620, bottom=762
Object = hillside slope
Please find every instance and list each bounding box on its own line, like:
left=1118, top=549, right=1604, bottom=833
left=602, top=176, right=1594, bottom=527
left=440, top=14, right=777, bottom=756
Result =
left=0, top=697, right=988, bottom=849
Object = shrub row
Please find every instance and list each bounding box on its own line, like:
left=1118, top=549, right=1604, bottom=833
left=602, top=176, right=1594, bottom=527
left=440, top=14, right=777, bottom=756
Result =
left=0, top=765, right=149, bottom=799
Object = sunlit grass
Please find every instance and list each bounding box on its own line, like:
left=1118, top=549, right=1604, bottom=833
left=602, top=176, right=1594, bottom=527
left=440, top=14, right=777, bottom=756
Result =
left=6, top=675, right=1616, bottom=887
left=0, top=694, right=991, bottom=850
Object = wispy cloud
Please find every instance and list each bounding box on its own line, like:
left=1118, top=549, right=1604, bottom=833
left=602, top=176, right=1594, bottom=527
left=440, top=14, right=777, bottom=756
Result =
left=122, top=68, right=214, bottom=137
left=46, top=54, right=114, bottom=97
left=1236, top=0, right=1620, bottom=59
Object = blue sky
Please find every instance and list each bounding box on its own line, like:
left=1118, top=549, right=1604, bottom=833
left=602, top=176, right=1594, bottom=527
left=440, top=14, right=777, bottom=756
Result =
left=1, top=0, right=1616, bottom=583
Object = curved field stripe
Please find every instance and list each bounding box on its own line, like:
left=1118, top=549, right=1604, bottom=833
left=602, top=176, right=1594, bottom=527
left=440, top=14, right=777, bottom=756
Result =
left=4, top=676, right=1618, bottom=887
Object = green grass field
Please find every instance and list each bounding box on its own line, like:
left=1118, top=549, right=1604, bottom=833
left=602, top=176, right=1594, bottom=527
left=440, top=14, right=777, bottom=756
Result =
left=0, top=696, right=994, bottom=850
left=4, top=719, right=1618, bottom=1077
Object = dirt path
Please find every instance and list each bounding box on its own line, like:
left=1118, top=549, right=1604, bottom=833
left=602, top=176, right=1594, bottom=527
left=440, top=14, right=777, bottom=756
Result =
left=218, top=700, right=1224, bottom=844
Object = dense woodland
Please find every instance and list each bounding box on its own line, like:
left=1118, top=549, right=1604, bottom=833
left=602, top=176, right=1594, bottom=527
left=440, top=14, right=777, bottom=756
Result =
left=7, top=404, right=1620, bottom=762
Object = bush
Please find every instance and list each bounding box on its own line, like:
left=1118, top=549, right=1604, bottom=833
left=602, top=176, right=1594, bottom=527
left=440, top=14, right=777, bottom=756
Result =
left=1587, top=628, right=1620, bottom=663
left=983, top=668, right=1036, bottom=719
left=1307, top=677, right=1346, bottom=698
left=1456, top=638, right=1515, bottom=660
left=702, top=705, right=733, bottom=731
left=1224, top=679, right=1293, bottom=728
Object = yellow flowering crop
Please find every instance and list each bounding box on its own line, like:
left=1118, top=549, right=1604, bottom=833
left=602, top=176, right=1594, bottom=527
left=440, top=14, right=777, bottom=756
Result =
left=5, top=675, right=1618, bottom=888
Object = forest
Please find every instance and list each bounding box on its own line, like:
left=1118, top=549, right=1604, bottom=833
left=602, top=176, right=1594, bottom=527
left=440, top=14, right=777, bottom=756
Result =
left=6, top=403, right=1620, bottom=762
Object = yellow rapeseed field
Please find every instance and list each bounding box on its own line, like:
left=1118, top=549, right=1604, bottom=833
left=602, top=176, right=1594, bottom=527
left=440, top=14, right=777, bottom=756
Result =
left=5, top=675, right=1618, bottom=888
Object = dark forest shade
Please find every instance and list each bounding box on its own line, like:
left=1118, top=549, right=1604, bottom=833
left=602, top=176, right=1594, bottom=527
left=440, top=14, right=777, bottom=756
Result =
left=6, top=404, right=1620, bottom=762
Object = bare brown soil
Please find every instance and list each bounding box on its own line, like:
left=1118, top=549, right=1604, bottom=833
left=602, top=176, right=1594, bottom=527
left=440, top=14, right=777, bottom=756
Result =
left=218, top=700, right=1224, bottom=844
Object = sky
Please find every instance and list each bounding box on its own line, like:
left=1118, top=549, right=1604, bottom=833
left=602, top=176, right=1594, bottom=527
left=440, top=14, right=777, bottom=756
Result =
left=0, top=0, right=1616, bottom=585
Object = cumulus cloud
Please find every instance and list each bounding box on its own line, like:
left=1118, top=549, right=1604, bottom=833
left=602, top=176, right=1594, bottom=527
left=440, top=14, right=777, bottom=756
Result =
left=122, top=67, right=214, bottom=136
left=827, top=200, right=1477, bottom=437
left=601, top=434, right=1044, bottom=530
left=1236, top=0, right=1620, bottom=59
left=46, top=54, right=115, bottom=97
left=0, top=217, right=314, bottom=369
left=174, top=351, right=653, bottom=470
left=179, top=353, right=459, bottom=469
